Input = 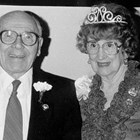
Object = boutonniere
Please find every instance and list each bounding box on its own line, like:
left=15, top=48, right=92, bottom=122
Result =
left=33, top=81, right=52, bottom=103
left=75, top=75, right=92, bottom=101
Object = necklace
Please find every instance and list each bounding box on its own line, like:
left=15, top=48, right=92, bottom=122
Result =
left=80, top=61, right=140, bottom=140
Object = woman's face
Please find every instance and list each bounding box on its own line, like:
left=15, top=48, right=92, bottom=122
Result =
left=87, top=38, right=125, bottom=79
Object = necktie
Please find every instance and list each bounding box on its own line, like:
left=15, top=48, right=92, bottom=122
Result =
left=3, top=80, right=23, bottom=140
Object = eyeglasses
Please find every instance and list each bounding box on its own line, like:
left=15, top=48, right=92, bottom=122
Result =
left=0, top=30, right=41, bottom=46
left=87, top=41, right=121, bottom=55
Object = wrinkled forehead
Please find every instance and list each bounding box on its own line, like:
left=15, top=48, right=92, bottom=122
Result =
left=0, top=10, right=41, bottom=35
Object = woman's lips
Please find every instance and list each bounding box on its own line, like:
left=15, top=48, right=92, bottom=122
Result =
left=97, top=62, right=110, bottom=67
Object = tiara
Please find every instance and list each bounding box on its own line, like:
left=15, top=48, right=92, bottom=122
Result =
left=84, top=6, right=127, bottom=25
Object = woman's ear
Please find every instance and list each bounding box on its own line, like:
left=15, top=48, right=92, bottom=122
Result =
left=123, top=50, right=128, bottom=59
left=122, top=50, right=128, bottom=65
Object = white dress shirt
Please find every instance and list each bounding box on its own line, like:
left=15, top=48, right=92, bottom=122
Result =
left=0, top=66, right=32, bottom=140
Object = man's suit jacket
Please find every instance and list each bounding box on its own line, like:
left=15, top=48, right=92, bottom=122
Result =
left=27, top=68, right=82, bottom=140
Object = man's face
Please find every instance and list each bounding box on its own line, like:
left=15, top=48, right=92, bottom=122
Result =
left=0, top=11, right=43, bottom=79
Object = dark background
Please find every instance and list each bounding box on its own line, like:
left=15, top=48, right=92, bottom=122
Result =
left=0, top=0, right=139, bottom=7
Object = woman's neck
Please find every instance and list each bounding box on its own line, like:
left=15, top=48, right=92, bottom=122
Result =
left=101, top=64, right=127, bottom=89
left=100, top=64, right=127, bottom=110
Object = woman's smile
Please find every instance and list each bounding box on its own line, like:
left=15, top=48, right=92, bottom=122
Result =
left=97, top=62, right=111, bottom=67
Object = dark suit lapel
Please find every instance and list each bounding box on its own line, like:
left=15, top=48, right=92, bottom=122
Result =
left=27, top=70, right=53, bottom=140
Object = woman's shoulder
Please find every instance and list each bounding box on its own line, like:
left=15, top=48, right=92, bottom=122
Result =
left=74, top=75, right=93, bottom=101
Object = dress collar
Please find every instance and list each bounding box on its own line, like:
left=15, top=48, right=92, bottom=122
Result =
left=101, top=64, right=127, bottom=90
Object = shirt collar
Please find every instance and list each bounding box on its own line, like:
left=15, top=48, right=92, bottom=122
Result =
left=19, top=68, right=33, bottom=85
left=18, top=68, right=33, bottom=97
left=0, top=66, right=14, bottom=89
left=0, top=66, right=33, bottom=91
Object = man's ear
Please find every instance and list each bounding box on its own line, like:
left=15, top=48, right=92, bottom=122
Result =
left=37, top=37, right=44, bottom=56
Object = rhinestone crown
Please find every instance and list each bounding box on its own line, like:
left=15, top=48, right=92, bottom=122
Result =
left=84, top=6, right=127, bottom=25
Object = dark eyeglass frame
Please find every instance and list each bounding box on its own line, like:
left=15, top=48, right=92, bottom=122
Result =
left=0, top=30, right=41, bottom=46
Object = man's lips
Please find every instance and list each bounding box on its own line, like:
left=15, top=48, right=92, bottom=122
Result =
left=9, top=54, right=25, bottom=58
left=97, top=62, right=110, bottom=67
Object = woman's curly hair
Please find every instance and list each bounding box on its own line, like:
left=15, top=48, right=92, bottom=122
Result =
left=76, top=2, right=139, bottom=60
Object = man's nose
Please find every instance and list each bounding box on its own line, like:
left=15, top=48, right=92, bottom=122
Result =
left=13, top=36, right=24, bottom=49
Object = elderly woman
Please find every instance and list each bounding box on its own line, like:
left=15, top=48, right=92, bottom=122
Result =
left=75, top=2, right=140, bottom=140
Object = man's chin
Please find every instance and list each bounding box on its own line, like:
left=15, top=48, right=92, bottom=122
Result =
left=6, top=67, right=26, bottom=77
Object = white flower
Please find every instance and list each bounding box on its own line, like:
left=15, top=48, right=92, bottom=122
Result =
left=33, top=81, right=52, bottom=92
left=75, top=75, right=92, bottom=101
left=33, top=81, right=52, bottom=103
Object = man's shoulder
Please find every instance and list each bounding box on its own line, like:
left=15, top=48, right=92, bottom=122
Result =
left=33, top=69, right=77, bottom=101
left=33, top=69, right=75, bottom=88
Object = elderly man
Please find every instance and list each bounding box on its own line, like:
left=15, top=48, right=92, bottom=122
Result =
left=0, top=10, right=82, bottom=140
